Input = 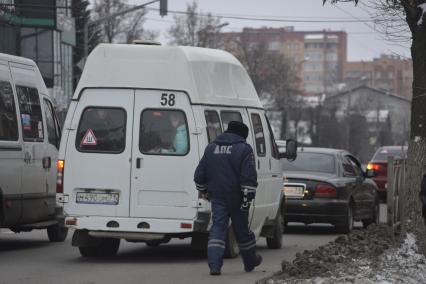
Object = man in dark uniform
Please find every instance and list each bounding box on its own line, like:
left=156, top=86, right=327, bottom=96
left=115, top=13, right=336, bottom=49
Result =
left=194, top=121, right=262, bottom=276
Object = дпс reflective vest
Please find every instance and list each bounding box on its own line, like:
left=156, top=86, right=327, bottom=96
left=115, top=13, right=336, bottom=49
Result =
left=194, top=132, right=258, bottom=200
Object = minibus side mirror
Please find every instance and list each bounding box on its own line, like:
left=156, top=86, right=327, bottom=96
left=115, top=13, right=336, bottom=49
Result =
left=278, top=139, right=297, bottom=161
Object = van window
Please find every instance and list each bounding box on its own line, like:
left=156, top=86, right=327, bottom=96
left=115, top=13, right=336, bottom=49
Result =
left=76, top=107, right=126, bottom=153
left=221, top=111, right=242, bottom=130
left=204, top=110, right=222, bottom=143
left=16, top=85, right=44, bottom=142
left=265, top=114, right=279, bottom=159
left=43, top=99, right=59, bottom=148
left=0, top=80, right=19, bottom=141
left=251, top=113, right=266, bottom=156
left=140, top=109, right=189, bottom=155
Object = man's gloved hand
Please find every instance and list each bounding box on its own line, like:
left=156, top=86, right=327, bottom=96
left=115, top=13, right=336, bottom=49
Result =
left=240, top=201, right=251, bottom=211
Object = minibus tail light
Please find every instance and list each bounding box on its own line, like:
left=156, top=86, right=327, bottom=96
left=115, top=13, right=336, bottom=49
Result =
left=56, top=160, right=64, bottom=193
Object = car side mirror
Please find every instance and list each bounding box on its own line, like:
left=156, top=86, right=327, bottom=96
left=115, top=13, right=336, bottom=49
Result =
left=278, top=139, right=297, bottom=161
left=365, top=169, right=377, bottom=178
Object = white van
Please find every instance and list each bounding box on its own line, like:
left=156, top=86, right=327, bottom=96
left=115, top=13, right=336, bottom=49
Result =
left=0, top=53, right=67, bottom=241
left=59, top=43, right=294, bottom=257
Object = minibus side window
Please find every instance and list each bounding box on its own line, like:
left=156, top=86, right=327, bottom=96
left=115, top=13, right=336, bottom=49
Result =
left=76, top=107, right=126, bottom=153
left=0, top=80, right=19, bottom=141
left=250, top=113, right=266, bottom=157
left=264, top=114, right=279, bottom=159
left=140, top=109, right=189, bottom=156
left=43, top=99, right=59, bottom=149
left=16, top=85, right=44, bottom=142
left=204, top=110, right=222, bottom=143
left=220, top=111, right=242, bottom=130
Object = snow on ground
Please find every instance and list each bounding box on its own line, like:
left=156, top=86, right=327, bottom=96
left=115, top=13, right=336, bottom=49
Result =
left=261, top=226, right=426, bottom=284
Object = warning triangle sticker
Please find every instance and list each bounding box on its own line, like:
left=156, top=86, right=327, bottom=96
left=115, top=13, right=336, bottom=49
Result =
left=81, top=129, right=97, bottom=146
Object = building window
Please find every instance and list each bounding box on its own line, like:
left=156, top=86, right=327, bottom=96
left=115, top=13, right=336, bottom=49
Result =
left=20, top=28, right=54, bottom=87
left=268, top=41, right=281, bottom=51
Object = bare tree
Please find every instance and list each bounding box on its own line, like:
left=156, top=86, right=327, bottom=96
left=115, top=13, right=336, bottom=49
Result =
left=167, top=1, right=225, bottom=47
left=326, top=0, right=426, bottom=251
left=93, top=0, right=157, bottom=43
left=224, top=32, right=301, bottom=139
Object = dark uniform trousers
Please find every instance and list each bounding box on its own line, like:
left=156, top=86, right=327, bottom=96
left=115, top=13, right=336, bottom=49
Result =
left=208, top=195, right=257, bottom=270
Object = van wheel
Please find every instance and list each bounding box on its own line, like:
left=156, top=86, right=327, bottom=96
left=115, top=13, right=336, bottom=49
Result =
left=98, top=238, right=120, bottom=257
left=267, top=213, right=283, bottom=249
left=47, top=225, right=68, bottom=242
left=78, top=238, right=120, bottom=257
left=78, top=246, right=98, bottom=257
left=224, top=227, right=239, bottom=259
left=146, top=240, right=161, bottom=247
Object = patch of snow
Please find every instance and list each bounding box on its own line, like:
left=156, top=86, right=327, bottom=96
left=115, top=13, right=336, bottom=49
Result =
left=418, top=3, right=426, bottom=27
left=414, top=136, right=422, bottom=143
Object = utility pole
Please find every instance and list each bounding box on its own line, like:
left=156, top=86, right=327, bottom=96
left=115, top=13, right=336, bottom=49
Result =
left=83, top=0, right=167, bottom=67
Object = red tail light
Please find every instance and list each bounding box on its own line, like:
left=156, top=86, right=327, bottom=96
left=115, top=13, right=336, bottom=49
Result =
left=367, top=163, right=381, bottom=171
left=56, top=160, right=64, bottom=193
left=315, top=183, right=337, bottom=198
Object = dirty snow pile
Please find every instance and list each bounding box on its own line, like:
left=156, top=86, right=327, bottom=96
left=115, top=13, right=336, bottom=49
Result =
left=260, top=224, right=426, bottom=284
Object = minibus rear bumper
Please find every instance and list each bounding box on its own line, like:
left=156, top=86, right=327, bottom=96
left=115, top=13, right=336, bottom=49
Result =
left=65, top=212, right=211, bottom=238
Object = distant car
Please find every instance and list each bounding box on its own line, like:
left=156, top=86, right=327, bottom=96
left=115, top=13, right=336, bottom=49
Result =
left=277, top=145, right=379, bottom=233
left=367, top=146, right=408, bottom=200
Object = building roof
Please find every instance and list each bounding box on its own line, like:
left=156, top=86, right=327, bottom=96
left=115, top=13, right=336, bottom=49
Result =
left=326, top=85, right=411, bottom=103
left=73, top=44, right=262, bottom=108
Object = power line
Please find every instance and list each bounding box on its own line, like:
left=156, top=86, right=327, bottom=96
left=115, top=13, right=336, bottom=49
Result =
left=145, top=7, right=399, bottom=23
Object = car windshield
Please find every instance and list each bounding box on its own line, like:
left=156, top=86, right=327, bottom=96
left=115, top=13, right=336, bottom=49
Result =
left=281, top=152, right=336, bottom=174
left=372, top=147, right=407, bottom=161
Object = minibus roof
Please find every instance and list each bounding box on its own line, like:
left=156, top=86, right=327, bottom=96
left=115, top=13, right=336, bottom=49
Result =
left=73, top=44, right=263, bottom=109
left=0, top=52, right=37, bottom=67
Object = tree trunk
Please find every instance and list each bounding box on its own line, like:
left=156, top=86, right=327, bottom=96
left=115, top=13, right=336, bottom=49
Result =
left=402, top=6, right=426, bottom=253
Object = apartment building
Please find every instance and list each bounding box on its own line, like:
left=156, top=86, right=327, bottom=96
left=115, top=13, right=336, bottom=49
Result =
left=220, top=27, right=347, bottom=95
left=344, top=54, right=413, bottom=98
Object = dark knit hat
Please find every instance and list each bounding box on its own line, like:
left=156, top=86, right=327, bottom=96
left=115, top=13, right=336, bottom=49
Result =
left=226, top=121, right=249, bottom=139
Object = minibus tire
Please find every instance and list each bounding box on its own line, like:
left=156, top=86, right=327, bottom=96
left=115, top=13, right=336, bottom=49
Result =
left=78, top=246, right=98, bottom=257
left=224, top=227, right=239, bottom=259
left=97, top=238, right=120, bottom=257
left=266, top=213, right=283, bottom=249
left=47, top=225, right=68, bottom=242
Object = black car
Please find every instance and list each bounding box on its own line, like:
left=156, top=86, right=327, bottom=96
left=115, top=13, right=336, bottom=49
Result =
left=279, top=146, right=379, bottom=233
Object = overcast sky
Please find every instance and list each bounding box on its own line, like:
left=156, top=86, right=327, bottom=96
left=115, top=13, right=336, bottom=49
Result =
left=128, top=0, right=411, bottom=61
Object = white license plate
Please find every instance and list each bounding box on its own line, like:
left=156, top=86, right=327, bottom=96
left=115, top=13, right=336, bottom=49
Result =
left=76, top=192, right=119, bottom=205
left=284, top=186, right=305, bottom=198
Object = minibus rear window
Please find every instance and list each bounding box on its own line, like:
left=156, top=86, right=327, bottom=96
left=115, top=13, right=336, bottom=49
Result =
left=139, top=109, right=189, bottom=156
left=76, top=107, right=126, bottom=153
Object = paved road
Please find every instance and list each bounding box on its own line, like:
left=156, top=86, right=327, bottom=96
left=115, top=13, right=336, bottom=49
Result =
left=0, top=224, right=340, bottom=284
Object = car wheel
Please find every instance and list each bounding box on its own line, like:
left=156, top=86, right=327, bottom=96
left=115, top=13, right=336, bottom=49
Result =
left=336, top=204, right=353, bottom=234
left=224, top=227, right=239, bottom=258
left=362, top=202, right=380, bottom=228
left=47, top=224, right=68, bottom=242
left=266, top=213, right=283, bottom=249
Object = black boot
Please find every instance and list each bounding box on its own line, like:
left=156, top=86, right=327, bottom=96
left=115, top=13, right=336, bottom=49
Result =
left=210, top=268, right=221, bottom=276
left=245, top=254, right=262, bottom=272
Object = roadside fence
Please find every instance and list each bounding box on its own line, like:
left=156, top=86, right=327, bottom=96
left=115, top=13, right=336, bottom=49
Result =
left=386, top=156, right=406, bottom=232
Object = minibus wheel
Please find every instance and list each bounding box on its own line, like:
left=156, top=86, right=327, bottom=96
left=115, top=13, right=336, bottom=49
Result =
left=266, top=213, right=283, bottom=249
left=224, top=227, right=239, bottom=258
left=47, top=224, right=68, bottom=242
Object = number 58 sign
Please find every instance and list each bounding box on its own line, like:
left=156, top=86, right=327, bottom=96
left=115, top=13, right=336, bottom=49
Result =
left=160, top=93, right=176, bottom=106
